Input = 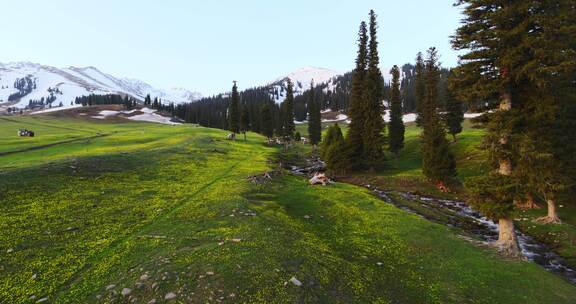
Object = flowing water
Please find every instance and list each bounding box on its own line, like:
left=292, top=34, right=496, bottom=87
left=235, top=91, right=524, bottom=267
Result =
left=289, top=161, right=576, bottom=285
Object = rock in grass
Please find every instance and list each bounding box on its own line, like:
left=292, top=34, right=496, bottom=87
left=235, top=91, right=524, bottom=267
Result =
left=140, top=274, right=149, bottom=280
left=147, top=299, right=157, bottom=304
left=106, top=284, right=116, bottom=290
left=289, top=277, right=302, bottom=287
left=6, top=248, right=13, bottom=253
left=121, top=288, right=132, bottom=296
left=164, top=292, right=177, bottom=300
left=36, top=298, right=48, bottom=303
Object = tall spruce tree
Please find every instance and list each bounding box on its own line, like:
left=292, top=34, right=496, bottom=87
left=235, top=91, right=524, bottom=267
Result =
left=514, top=0, right=576, bottom=219
left=451, top=0, right=535, bottom=256
left=421, top=47, right=456, bottom=189
left=345, top=21, right=369, bottom=169
left=308, top=80, right=322, bottom=147
left=228, top=81, right=240, bottom=134
left=388, top=65, right=405, bottom=154
left=281, top=79, right=296, bottom=139
left=363, top=10, right=386, bottom=170
left=445, top=71, right=464, bottom=142
left=414, top=52, right=425, bottom=127
left=260, top=102, right=274, bottom=140
left=240, top=102, right=250, bottom=141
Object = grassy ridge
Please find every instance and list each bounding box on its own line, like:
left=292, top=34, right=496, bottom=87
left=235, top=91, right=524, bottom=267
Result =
left=1, top=114, right=575, bottom=303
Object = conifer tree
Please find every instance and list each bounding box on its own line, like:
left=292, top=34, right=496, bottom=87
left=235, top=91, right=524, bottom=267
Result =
left=388, top=65, right=404, bottom=154
left=445, top=71, right=464, bottom=142
left=363, top=10, right=386, bottom=170
left=321, top=122, right=344, bottom=159
left=240, top=102, right=250, bottom=141
left=307, top=80, right=322, bottom=147
left=345, top=21, right=369, bottom=169
left=414, top=52, right=425, bottom=127
left=421, top=47, right=456, bottom=189
left=324, top=124, right=348, bottom=175
left=260, top=102, right=274, bottom=140
left=281, top=79, right=295, bottom=139
left=451, top=0, right=535, bottom=256
left=228, top=81, right=240, bottom=134
left=144, top=94, right=151, bottom=107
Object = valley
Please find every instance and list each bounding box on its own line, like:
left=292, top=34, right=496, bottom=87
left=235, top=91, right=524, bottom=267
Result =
left=1, top=111, right=575, bottom=303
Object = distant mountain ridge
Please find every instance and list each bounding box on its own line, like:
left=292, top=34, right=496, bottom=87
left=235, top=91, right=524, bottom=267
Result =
left=0, top=62, right=201, bottom=110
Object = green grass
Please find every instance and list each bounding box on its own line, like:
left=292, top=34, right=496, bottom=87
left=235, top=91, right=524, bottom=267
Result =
left=1, top=113, right=575, bottom=303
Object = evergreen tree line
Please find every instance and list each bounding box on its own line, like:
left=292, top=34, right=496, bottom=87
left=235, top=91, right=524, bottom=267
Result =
left=174, top=63, right=466, bottom=136
left=75, top=94, right=138, bottom=109
left=143, top=94, right=177, bottom=116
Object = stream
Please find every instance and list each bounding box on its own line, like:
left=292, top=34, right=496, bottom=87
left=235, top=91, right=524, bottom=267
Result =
left=289, top=161, right=576, bottom=285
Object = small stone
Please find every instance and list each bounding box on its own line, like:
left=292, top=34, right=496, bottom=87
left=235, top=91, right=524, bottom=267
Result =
left=231, top=238, right=241, bottom=242
left=140, top=274, right=149, bottom=280
left=206, top=271, right=214, bottom=276
left=6, top=248, right=13, bottom=253
left=303, top=215, right=311, bottom=219
left=148, top=300, right=157, bottom=304
left=135, top=282, right=145, bottom=289
left=106, top=284, right=116, bottom=290
left=36, top=298, right=48, bottom=303
left=289, top=276, right=302, bottom=286
left=121, top=288, right=132, bottom=296
left=376, top=262, right=383, bottom=266
left=31, top=274, right=37, bottom=279
left=164, top=292, right=177, bottom=300
left=218, top=242, right=224, bottom=246
left=151, top=282, right=158, bottom=289
left=30, top=295, right=36, bottom=300
left=229, top=293, right=236, bottom=298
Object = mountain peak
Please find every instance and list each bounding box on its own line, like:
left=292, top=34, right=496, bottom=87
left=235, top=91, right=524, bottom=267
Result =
left=0, top=62, right=201, bottom=110
left=274, top=66, right=342, bottom=86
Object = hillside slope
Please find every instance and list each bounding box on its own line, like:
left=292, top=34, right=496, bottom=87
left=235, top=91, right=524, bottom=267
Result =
left=0, top=114, right=575, bottom=303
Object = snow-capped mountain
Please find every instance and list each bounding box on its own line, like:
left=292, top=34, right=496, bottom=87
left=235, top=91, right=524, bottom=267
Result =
left=267, top=65, right=396, bottom=104
left=269, top=66, right=343, bottom=103
left=0, top=62, right=201, bottom=110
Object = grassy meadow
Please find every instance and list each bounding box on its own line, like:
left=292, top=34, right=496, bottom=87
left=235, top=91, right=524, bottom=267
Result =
left=1, top=111, right=575, bottom=303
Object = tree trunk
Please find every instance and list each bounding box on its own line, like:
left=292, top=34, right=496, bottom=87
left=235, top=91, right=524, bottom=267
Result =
left=536, top=198, right=562, bottom=224
left=498, top=159, right=512, bottom=175
left=516, top=193, right=540, bottom=210
left=495, top=218, right=521, bottom=257
left=494, top=90, right=520, bottom=256
left=243, top=132, right=247, bottom=141
left=452, top=133, right=457, bottom=143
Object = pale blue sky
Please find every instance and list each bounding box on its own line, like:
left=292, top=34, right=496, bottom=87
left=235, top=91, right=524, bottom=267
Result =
left=0, top=0, right=463, bottom=95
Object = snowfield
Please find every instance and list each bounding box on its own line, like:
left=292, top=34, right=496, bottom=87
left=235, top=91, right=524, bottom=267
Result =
left=91, top=107, right=181, bottom=125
